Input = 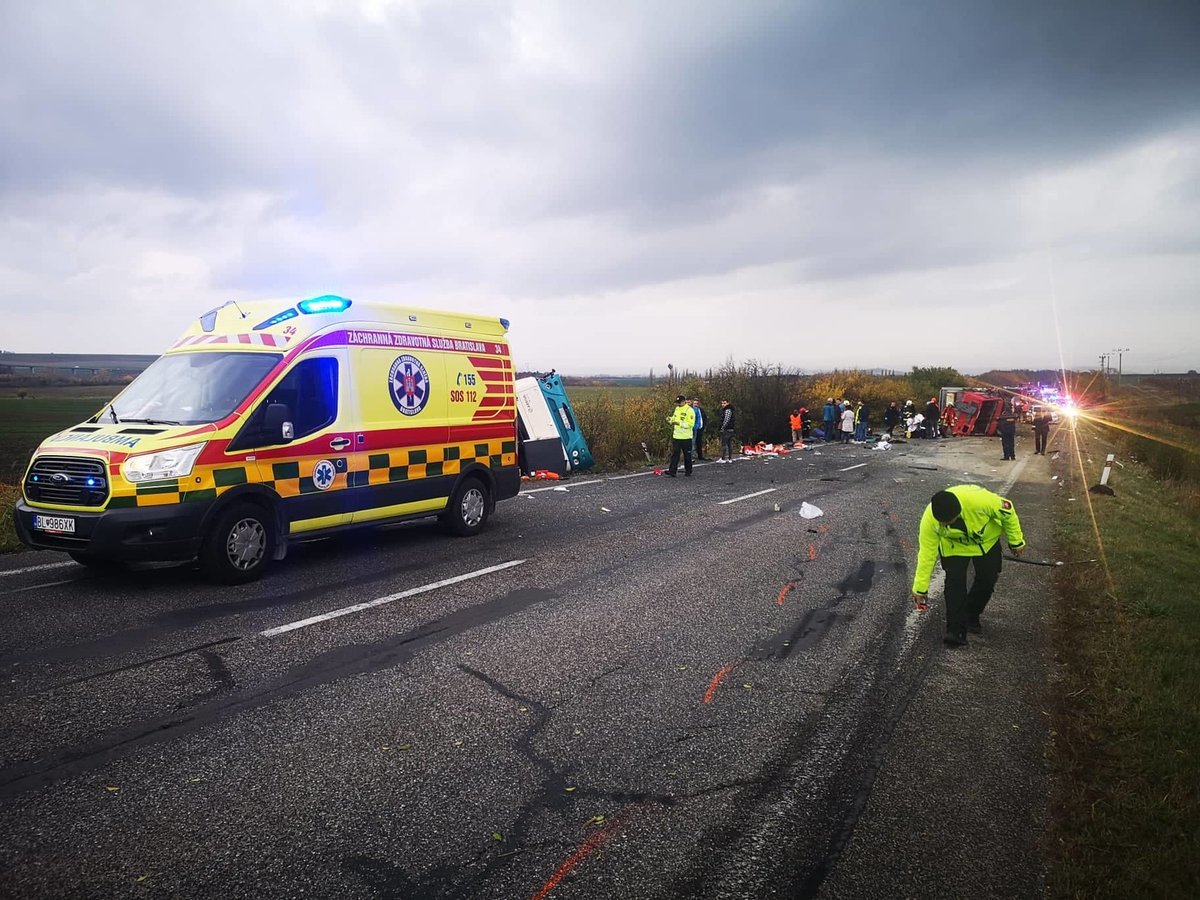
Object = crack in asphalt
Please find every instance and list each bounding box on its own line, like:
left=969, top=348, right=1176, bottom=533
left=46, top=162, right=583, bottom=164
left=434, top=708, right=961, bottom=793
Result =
left=0, top=587, right=554, bottom=799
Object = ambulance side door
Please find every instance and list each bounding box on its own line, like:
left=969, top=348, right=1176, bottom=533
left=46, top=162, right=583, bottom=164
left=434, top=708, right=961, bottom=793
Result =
left=234, top=348, right=356, bottom=533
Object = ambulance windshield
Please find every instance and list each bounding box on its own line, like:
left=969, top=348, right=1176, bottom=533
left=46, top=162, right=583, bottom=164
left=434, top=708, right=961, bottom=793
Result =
left=111, top=352, right=282, bottom=425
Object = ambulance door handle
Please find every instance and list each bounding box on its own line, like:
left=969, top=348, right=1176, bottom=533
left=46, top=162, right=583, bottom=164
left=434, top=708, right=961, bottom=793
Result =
left=330, top=437, right=351, bottom=451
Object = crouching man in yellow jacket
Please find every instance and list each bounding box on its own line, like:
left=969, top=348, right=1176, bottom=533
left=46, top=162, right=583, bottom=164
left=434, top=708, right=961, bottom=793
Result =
left=911, top=484, right=1026, bottom=647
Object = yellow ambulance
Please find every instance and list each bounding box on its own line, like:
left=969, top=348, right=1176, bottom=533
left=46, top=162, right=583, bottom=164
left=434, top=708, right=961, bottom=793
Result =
left=13, top=295, right=519, bottom=582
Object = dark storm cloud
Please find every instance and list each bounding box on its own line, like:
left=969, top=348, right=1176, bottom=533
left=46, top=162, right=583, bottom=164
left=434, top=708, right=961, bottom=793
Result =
left=547, top=1, right=1200, bottom=219
left=1, top=1, right=1197, bottom=369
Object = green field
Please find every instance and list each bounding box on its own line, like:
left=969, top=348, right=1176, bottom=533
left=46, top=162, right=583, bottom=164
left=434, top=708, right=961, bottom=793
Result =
left=0, top=384, right=124, bottom=399
left=0, top=397, right=105, bottom=483
left=1050, top=417, right=1200, bottom=897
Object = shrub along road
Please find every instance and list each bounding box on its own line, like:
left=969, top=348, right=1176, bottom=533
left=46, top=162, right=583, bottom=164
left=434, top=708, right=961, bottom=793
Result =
left=0, top=434, right=1057, bottom=899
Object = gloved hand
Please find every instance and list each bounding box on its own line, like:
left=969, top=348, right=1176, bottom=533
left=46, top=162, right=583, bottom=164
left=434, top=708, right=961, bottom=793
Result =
left=912, top=593, right=929, bottom=611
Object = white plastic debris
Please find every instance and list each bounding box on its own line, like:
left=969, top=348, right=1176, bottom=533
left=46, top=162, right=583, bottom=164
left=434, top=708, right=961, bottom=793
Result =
left=553, top=486, right=568, bottom=492
left=799, top=502, right=824, bottom=519
left=600, top=507, right=611, bottom=513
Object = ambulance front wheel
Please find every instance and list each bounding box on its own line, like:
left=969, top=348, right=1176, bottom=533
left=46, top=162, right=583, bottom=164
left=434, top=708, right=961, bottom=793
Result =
left=443, top=477, right=490, bottom=537
left=201, top=501, right=275, bottom=583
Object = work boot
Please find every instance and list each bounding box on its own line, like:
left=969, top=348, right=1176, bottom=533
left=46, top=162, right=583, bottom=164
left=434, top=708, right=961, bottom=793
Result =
left=967, top=616, right=982, bottom=634
left=943, top=629, right=968, bottom=648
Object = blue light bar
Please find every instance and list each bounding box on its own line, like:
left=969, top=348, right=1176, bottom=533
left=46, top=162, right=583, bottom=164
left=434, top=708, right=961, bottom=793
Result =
left=298, top=295, right=352, bottom=314
left=500, top=317, right=510, bottom=330
left=253, top=308, right=300, bottom=331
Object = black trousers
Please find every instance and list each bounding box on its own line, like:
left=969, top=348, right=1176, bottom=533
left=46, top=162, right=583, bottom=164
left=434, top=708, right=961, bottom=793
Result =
left=668, top=438, right=693, bottom=475
left=941, top=542, right=1003, bottom=635
left=720, top=429, right=735, bottom=460
left=1034, top=429, right=1048, bottom=454
left=1001, top=434, right=1015, bottom=459
left=694, top=428, right=706, bottom=459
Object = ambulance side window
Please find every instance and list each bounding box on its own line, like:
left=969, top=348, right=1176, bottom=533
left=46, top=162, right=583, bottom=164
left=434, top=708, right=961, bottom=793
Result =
left=276, top=357, right=338, bottom=439
left=232, top=357, right=338, bottom=450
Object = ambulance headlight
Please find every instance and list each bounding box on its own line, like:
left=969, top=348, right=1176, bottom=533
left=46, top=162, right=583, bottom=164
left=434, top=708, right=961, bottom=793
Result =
left=123, top=443, right=206, bottom=483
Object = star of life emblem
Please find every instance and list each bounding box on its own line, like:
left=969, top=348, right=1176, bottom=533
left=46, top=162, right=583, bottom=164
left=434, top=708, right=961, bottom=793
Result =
left=389, top=354, right=430, bottom=416
left=312, top=459, right=336, bottom=491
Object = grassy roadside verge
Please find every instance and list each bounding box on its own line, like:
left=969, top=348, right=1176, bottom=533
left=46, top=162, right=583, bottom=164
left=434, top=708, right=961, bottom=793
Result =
left=1049, top=419, right=1200, bottom=897
left=0, top=483, right=22, bottom=553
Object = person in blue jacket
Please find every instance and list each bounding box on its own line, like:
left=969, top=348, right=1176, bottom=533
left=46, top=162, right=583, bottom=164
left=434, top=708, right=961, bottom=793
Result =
left=822, top=398, right=837, bottom=442
left=691, top=398, right=707, bottom=460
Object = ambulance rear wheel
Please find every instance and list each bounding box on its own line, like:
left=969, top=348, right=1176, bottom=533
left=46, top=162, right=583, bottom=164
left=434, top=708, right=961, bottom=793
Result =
left=443, top=477, right=490, bottom=536
left=201, top=502, right=274, bottom=583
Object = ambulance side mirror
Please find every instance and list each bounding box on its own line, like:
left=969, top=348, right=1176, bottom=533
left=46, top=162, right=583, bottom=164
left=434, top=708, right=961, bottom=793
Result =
left=264, top=402, right=294, bottom=443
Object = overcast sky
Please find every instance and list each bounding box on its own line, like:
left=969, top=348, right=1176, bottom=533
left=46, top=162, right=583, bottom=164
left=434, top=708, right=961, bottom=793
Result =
left=2, top=1, right=1198, bottom=375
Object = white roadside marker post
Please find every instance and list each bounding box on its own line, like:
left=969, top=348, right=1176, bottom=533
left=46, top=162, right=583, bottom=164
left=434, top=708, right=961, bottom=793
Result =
left=1090, top=453, right=1116, bottom=495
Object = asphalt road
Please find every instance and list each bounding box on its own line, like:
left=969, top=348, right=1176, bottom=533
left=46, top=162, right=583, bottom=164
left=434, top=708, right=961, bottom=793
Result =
left=0, top=433, right=1057, bottom=899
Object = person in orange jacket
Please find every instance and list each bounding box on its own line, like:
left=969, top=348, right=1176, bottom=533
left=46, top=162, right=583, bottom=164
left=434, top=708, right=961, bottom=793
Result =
left=789, top=410, right=803, bottom=445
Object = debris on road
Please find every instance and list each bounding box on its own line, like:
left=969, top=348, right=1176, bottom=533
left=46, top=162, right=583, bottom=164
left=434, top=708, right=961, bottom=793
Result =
left=799, top=502, right=824, bottom=519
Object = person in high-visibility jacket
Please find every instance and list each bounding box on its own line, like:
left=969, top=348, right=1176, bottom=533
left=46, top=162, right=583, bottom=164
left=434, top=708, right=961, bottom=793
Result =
left=666, top=394, right=697, bottom=477
left=911, top=484, right=1026, bottom=646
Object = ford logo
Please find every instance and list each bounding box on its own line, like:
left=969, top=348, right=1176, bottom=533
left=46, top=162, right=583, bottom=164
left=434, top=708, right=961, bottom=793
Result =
left=52, top=473, right=70, bottom=484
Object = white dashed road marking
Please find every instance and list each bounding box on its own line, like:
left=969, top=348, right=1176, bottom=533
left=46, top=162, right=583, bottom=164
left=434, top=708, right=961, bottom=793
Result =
left=718, top=488, right=778, bottom=506
left=260, top=559, right=528, bottom=637
left=0, top=561, right=76, bottom=578
left=523, top=479, right=605, bottom=494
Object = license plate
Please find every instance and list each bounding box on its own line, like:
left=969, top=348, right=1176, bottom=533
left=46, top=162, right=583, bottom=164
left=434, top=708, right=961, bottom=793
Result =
left=34, top=515, right=76, bottom=534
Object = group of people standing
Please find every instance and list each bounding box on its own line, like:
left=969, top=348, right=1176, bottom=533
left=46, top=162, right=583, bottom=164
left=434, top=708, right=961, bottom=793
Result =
left=998, top=408, right=1054, bottom=460
left=813, top=397, right=948, bottom=443
left=815, top=398, right=869, bottom=444
left=666, top=395, right=738, bottom=476
left=666, top=392, right=1053, bottom=473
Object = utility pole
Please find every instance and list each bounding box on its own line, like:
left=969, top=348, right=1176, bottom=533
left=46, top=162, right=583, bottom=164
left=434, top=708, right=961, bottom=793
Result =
left=1112, top=348, right=1129, bottom=385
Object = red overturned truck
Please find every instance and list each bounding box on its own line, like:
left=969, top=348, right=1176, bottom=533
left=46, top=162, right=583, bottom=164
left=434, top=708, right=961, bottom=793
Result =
left=939, top=387, right=1005, bottom=437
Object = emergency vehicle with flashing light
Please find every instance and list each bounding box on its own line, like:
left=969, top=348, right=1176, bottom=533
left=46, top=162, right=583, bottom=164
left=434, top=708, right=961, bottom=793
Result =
left=13, top=295, right=520, bottom=582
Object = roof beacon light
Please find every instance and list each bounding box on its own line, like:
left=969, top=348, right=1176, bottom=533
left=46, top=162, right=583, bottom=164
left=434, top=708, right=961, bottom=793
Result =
left=253, top=307, right=300, bottom=331
left=297, top=295, right=352, bottom=315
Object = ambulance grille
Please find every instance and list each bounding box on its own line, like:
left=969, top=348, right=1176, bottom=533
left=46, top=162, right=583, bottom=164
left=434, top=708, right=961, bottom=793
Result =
left=25, top=456, right=109, bottom=507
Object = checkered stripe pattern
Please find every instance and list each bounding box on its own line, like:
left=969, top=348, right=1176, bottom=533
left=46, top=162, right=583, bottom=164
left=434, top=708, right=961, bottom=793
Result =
left=104, top=438, right=516, bottom=508
left=349, top=438, right=516, bottom=488
left=107, top=464, right=251, bottom=509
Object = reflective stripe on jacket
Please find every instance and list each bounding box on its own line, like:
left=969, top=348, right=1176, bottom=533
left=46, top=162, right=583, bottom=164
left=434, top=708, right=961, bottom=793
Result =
left=912, top=484, right=1026, bottom=594
left=670, top=404, right=697, bottom=440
